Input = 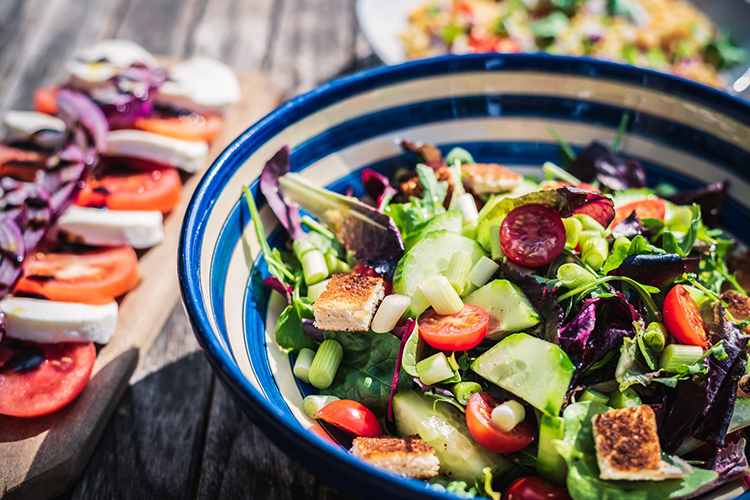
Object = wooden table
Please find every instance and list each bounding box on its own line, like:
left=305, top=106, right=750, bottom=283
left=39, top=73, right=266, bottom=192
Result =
left=0, top=0, right=375, bottom=498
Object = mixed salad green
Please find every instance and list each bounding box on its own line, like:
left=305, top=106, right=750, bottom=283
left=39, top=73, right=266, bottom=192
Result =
left=246, top=128, right=750, bottom=499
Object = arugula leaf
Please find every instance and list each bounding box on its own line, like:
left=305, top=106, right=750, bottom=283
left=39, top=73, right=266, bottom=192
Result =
left=615, top=336, right=661, bottom=390
left=321, top=330, right=412, bottom=416
left=554, top=402, right=718, bottom=500
left=662, top=205, right=700, bottom=257
left=530, top=11, right=569, bottom=39
left=416, top=163, right=448, bottom=217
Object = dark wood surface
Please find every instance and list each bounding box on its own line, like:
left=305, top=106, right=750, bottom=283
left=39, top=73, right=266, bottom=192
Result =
left=0, top=0, right=375, bottom=498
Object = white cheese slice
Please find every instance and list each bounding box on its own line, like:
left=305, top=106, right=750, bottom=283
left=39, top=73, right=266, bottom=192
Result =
left=66, top=39, right=158, bottom=88
left=1, top=297, right=118, bottom=344
left=55, top=206, right=164, bottom=249
left=4, top=110, right=66, bottom=149
left=155, top=56, right=241, bottom=114
left=106, top=129, right=208, bottom=173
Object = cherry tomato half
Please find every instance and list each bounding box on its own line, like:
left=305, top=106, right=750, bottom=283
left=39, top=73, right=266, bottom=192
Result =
left=350, top=263, right=392, bottom=295
left=14, top=246, right=140, bottom=305
left=466, top=392, right=535, bottom=453
left=0, top=340, right=96, bottom=417
left=611, top=198, right=666, bottom=228
left=418, top=304, right=489, bottom=351
left=663, top=284, right=708, bottom=347
left=502, top=476, right=572, bottom=500
left=76, top=166, right=182, bottom=213
left=500, top=204, right=566, bottom=268
left=315, top=399, right=382, bottom=437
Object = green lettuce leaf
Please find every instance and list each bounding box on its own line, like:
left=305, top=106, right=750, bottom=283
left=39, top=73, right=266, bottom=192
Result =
left=602, top=235, right=664, bottom=274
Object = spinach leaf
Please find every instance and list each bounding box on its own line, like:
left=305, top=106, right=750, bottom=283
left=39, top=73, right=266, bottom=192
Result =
left=554, top=402, right=718, bottom=500
left=402, top=327, right=427, bottom=377
left=275, top=302, right=317, bottom=352
left=321, top=330, right=412, bottom=416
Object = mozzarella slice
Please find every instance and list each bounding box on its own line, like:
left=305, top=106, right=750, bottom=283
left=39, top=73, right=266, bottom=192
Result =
left=106, top=129, right=208, bottom=173
left=155, top=56, right=241, bottom=114
left=1, top=297, right=118, bottom=344
left=66, top=39, right=158, bottom=88
left=4, top=110, right=66, bottom=149
left=56, top=206, right=164, bottom=249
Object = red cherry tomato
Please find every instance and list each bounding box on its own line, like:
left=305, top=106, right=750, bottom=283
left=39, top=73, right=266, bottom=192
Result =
left=418, top=304, right=489, bottom=351
left=611, top=198, right=666, bottom=227
left=500, top=204, right=566, bottom=268
left=0, top=340, right=96, bottom=417
left=76, top=165, right=182, bottom=213
left=466, top=392, right=535, bottom=454
left=14, top=246, right=140, bottom=305
left=503, top=476, right=572, bottom=500
left=350, top=263, right=393, bottom=295
left=663, top=285, right=708, bottom=347
left=315, top=399, right=382, bottom=437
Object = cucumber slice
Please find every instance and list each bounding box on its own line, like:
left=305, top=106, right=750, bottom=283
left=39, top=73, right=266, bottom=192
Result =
left=471, top=333, right=574, bottom=416
left=393, top=230, right=487, bottom=309
left=404, top=210, right=462, bottom=250
left=393, top=390, right=513, bottom=481
left=537, top=414, right=567, bottom=484
left=464, top=280, right=541, bottom=340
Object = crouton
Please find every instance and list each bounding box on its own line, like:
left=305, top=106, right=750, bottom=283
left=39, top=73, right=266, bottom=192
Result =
left=593, top=405, right=690, bottom=481
left=350, top=435, right=440, bottom=479
left=461, top=163, right=523, bottom=195
left=312, top=273, right=384, bottom=332
left=720, top=290, right=750, bottom=334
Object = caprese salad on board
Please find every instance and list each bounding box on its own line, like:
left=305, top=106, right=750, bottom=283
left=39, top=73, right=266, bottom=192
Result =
left=0, top=39, right=240, bottom=418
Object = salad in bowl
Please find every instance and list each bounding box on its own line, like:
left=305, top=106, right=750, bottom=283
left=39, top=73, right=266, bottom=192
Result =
left=245, top=127, right=750, bottom=500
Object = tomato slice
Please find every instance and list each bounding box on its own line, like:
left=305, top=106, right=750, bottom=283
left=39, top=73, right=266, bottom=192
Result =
left=0, top=340, right=96, bottom=417
left=14, top=246, right=139, bottom=305
left=315, top=399, right=382, bottom=437
left=134, top=112, right=224, bottom=142
left=34, top=86, right=61, bottom=115
left=0, top=144, right=48, bottom=181
left=76, top=166, right=182, bottom=213
left=502, top=476, right=572, bottom=500
left=539, top=180, right=600, bottom=193
left=350, top=263, right=393, bottom=296
left=418, top=304, right=489, bottom=351
left=611, top=198, right=666, bottom=228
left=500, top=204, right=566, bottom=268
left=663, top=284, right=708, bottom=347
left=466, top=392, right=535, bottom=454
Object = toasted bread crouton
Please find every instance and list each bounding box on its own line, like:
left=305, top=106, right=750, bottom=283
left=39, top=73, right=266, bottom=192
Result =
left=399, top=166, right=454, bottom=201
left=351, top=435, right=440, bottom=479
left=720, top=290, right=750, bottom=334
left=461, top=163, right=523, bottom=195
left=593, top=405, right=690, bottom=481
left=312, top=273, right=384, bottom=332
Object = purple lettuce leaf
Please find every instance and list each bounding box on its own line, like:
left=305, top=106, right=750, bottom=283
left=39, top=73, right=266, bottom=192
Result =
left=499, top=259, right=564, bottom=343
left=262, top=276, right=293, bottom=304
left=566, top=141, right=647, bottom=191
left=388, top=318, right=415, bottom=420
left=611, top=211, right=643, bottom=239
left=666, top=181, right=728, bottom=228
left=559, top=293, right=639, bottom=373
left=399, top=139, right=444, bottom=168
left=258, top=146, right=305, bottom=240
left=278, top=171, right=404, bottom=279
left=301, top=319, right=325, bottom=343
left=361, top=169, right=397, bottom=212
left=613, top=254, right=688, bottom=288
left=677, top=438, right=748, bottom=500
left=412, top=376, right=454, bottom=397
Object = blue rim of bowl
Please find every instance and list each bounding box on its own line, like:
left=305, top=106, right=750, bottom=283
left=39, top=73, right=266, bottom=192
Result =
left=179, top=53, right=750, bottom=499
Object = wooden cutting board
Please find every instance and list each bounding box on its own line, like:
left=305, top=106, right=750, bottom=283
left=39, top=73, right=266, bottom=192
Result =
left=0, top=71, right=284, bottom=500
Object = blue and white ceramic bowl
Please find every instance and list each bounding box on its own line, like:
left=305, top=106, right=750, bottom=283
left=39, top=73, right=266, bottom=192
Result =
left=179, top=54, right=750, bottom=500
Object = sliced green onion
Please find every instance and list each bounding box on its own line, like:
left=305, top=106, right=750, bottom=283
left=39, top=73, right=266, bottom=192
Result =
left=612, top=236, right=631, bottom=253
left=643, top=322, right=667, bottom=352
left=293, top=348, right=316, bottom=383
left=409, top=286, right=432, bottom=317
left=582, top=237, right=608, bottom=271
left=659, top=344, right=704, bottom=373
left=578, top=229, right=604, bottom=250
left=574, top=213, right=606, bottom=235
left=420, top=275, right=464, bottom=315
left=445, top=251, right=472, bottom=295
left=490, top=400, right=525, bottom=432
left=302, top=395, right=339, bottom=419
left=301, top=215, right=335, bottom=240
left=293, top=238, right=317, bottom=258
left=543, top=161, right=581, bottom=185
left=579, top=388, right=609, bottom=405
left=300, top=249, right=328, bottom=285
left=468, top=256, right=500, bottom=288
left=324, top=250, right=350, bottom=274
left=446, top=147, right=474, bottom=166
left=608, top=388, right=642, bottom=409
left=307, top=279, right=329, bottom=302
left=453, top=381, right=482, bottom=405
left=490, top=224, right=504, bottom=261
left=556, top=263, right=596, bottom=290
left=308, top=339, right=343, bottom=389
left=461, top=223, right=477, bottom=239
left=417, top=352, right=455, bottom=385
left=456, top=193, right=479, bottom=225
left=371, top=294, right=411, bottom=333
left=563, top=217, right=582, bottom=248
